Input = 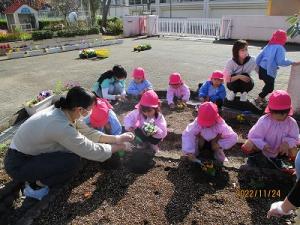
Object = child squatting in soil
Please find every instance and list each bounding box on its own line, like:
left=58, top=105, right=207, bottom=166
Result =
left=92, top=64, right=127, bottom=102
left=84, top=98, right=122, bottom=135
left=124, top=90, right=168, bottom=152
left=223, top=39, right=257, bottom=102
left=166, top=72, right=191, bottom=109
left=182, top=102, right=238, bottom=163
left=255, top=29, right=300, bottom=107
left=127, top=67, right=153, bottom=98
left=197, top=70, right=226, bottom=109
left=242, top=90, right=300, bottom=170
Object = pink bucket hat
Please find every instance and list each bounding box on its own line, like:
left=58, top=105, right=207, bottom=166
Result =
left=197, top=102, right=222, bottom=127
left=135, top=90, right=160, bottom=109
left=132, top=67, right=145, bottom=79
left=210, top=70, right=224, bottom=80
left=269, top=29, right=287, bottom=46
left=90, top=98, right=113, bottom=128
left=169, top=72, right=183, bottom=85
left=265, top=90, right=293, bottom=116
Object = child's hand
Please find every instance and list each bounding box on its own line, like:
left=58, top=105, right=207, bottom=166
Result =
left=121, top=142, right=134, bottom=152
left=169, top=103, right=175, bottom=109
left=184, top=153, right=196, bottom=161
left=116, top=132, right=135, bottom=143
left=263, top=144, right=272, bottom=153
left=278, top=142, right=289, bottom=156
left=292, top=61, right=300, bottom=66
left=115, top=95, right=122, bottom=101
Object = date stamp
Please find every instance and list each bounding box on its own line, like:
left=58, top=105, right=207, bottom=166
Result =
left=236, top=189, right=281, bottom=198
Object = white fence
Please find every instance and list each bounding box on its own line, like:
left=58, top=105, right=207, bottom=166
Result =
left=158, top=18, right=222, bottom=38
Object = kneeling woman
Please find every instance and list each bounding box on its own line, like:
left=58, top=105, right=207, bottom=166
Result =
left=4, top=87, right=134, bottom=200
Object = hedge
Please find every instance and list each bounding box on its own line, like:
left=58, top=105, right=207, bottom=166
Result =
left=38, top=19, right=64, bottom=30
left=0, top=19, right=8, bottom=30
left=0, top=32, right=32, bottom=43
left=57, top=27, right=99, bottom=37
left=32, top=30, right=53, bottom=40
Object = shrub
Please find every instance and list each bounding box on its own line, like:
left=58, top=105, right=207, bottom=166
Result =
left=88, top=26, right=100, bottom=35
left=57, top=30, right=76, bottom=37
left=106, top=18, right=123, bottom=35
left=0, top=32, right=32, bottom=42
left=32, top=30, right=53, bottom=40
left=0, top=19, right=8, bottom=30
left=38, top=19, right=65, bottom=30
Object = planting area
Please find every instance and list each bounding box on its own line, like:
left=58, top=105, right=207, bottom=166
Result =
left=0, top=100, right=297, bottom=225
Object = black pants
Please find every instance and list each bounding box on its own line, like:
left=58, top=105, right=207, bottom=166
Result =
left=4, top=149, right=81, bottom=187
left=227, top=73, right=254, bottom=93
left=135, top=128, right=161, bottom=145
left=258, top=66, right=275, bottom=98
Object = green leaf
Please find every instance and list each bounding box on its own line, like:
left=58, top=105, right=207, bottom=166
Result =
left=290, top=28, right=299, bottom=39
left=287, top=25, right=295, bottom=36
left=287, top=16, right=299, bottom=25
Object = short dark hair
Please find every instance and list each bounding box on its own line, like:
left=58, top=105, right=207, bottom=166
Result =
left=55, top=86, right=96, bottom=110
left=269, top=108, right=290, bottom=115
left=232, top=40, right=248, bottom=62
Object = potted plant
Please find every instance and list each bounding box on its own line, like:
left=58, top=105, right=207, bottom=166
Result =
left=24, top=90, right=53, bottom=116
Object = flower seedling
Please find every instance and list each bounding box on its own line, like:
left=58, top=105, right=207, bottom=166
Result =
left=26, top=90, right=53, bottom=107
left=176, top=101, right=186, bottom=111
left=142, top=121, right=157, bottom=136
left=193, top=158, right=216, bottom=176
left=133, top=44, right=152, bottom=52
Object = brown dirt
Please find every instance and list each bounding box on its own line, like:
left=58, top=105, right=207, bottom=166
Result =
left=0, top=103, right=297, bottom=225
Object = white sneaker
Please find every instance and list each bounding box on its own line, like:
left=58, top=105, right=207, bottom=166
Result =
left=240, top=92, right=248, bottom=102
left=227, top=91, right=235, bottom=101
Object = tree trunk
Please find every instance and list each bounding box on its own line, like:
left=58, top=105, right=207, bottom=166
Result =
left=101, top=0, right=112, bottom=28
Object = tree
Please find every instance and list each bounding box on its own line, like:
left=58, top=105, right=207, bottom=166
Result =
left=0, top=0, right=13, bottom=14
left=89, top=0, right=99, bottom=26
left=51, top=0, right=79, bottom=20
left=101, top=0, right=112, bottom=28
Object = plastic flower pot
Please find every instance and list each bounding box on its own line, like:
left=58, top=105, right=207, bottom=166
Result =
left=25, top=95, right=54, bottom=116
left=7, top=51, right=25, bottom=59
left=45, top=47, right=62, bottom=54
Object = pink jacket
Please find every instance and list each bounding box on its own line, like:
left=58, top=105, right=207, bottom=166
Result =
left=167, top=84, right=190, bottom=105
left=248, top=114, right=299, bottom=158
left=124, top=109, right=168, bottom=139
left=182, top=118, right=238, bottom=155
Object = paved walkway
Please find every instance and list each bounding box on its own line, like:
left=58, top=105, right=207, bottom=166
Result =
left=0, top=37, right=298, bottom=120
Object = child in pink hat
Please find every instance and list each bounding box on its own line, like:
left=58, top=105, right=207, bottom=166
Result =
left=124, top=90, right=167, bottom=152
left=198, top=71, right=227, bottom=109
left=255, top=30, right=300, bottom=108
left=127, top=67, right=153, bottom=98
left=84, top=98, right=122, bottom=135
left=242, top=90, right=299, bottom=169
left=167, top=72, right=190, bottom=109
left=182, top=102, right=238, bottom=162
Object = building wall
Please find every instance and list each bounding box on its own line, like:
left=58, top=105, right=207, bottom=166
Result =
left=268, top=0, right=300, bottom=16
left=221, top=15, right=300, bottom=43
left=111, top=0, right=268, bottom=18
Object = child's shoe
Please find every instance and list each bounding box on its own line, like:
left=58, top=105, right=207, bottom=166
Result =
left=240, top=92, right=248, bottom=102
left=214, top=149, right=228, bottom=162
left=23, top=183, right=49, bottom=201
left=227, top=91, right=235, bottom=101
